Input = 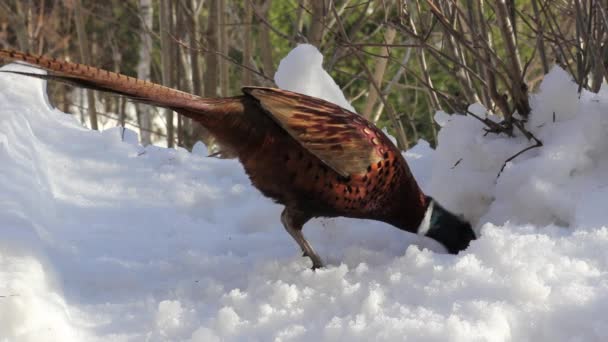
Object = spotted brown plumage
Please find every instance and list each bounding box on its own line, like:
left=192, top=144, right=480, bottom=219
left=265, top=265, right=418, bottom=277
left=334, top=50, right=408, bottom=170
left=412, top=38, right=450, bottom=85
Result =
left=0, top=49, right=476, bottom=269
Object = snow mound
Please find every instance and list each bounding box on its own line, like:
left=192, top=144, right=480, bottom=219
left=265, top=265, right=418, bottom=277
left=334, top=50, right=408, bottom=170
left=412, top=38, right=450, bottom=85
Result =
left=2, top=47, right=608, bottom=341
left=431, top=66, right=608, bottom=232
left=275, top=44, right=355, bottom=112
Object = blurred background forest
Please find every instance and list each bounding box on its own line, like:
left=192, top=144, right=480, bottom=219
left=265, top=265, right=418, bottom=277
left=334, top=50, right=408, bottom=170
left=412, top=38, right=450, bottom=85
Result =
left=0, top=0, right=607, bottom=150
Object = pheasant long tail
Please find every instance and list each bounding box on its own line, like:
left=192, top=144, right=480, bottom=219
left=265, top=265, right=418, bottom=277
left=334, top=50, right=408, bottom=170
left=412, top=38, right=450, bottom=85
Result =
left=0, top=49, right=221, bottom=114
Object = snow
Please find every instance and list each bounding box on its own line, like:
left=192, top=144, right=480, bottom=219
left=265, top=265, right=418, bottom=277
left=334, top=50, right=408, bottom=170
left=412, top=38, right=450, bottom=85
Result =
left=275, top=44, right=355, bottom=112
left=2, top=46, right=608, bottom=341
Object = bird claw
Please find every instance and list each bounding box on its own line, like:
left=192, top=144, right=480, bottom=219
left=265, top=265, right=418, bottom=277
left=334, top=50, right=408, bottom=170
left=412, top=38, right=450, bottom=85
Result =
left=301, top=250, right=323, bottom=269
left=282, top=208, right=324, bottom=270
left=301, top=251, right=322, bottom=269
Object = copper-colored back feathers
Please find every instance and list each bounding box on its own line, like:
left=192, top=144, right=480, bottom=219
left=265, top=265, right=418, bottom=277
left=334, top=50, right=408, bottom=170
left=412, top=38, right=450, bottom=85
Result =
left=245, top=87, right=384, bottom=178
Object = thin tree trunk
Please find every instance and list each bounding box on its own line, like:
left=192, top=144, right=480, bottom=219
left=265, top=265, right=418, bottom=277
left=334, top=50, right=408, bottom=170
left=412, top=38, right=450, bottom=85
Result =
left=258, top=0, right=274, bottom=77
left=61, top=84, right=70, bottom=113
left=476, top=0, right=510, bottom=118
left=187, top=0, right=202, bottom=96
left=175, top=0, right=184, bottom=146
left=110, top=38, right=125, bottom=126
left=464, top=0, right=492, bottom=109
left=79, top=88, right=85, bottom=124
left=291, top=0, right=305, bottom=44
left=530, top=0, right=549, bottom=74
left=119, top=97, right=127, bottom=127
left=219, top=0, right=229, bottom=96
left=308, top=0, right=327, bottom=47
left=181, top=0, right=208, bottom=148
left=6, top=1, right=30, bottom=52
left=160, top=0, right=174, bottom=147
left=372, top=47, right=414, bottom=124
left=409, top=0, right=441, bottom=114
left=204, top=0, right=219, bottom=97
left=242, top=1, right=254, bottom=85
left=496, top=0, right=530, bottom=117
left=330, top=4, right=408, bottom=149
left=439, top=1, right=479, bottom=105
left=362, top=27, right=396, bottom=119
left=137, top=0, right=153, bottom=145
left=73, top=0, right=98, bottom=130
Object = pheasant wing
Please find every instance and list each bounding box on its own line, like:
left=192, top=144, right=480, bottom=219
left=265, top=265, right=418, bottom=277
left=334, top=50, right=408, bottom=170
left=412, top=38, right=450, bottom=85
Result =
left=244, top=87, right=383, bottom=178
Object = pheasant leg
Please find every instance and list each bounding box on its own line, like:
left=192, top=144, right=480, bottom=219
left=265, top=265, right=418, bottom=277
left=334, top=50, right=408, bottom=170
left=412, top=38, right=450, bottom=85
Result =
left=280, top=208, right=324, bottom=269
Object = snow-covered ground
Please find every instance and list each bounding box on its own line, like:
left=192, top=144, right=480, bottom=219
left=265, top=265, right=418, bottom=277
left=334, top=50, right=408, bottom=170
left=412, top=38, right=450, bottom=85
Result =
left=2, top=45, right=608, bottom=341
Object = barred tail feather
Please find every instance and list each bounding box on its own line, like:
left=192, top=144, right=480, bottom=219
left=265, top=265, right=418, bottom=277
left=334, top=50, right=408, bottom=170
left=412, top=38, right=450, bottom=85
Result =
left=0, top=49, right=212, bottom=113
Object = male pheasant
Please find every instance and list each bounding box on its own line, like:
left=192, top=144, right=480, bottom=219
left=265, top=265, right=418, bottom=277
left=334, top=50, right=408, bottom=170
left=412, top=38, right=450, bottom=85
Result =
left=0, top=49, right=476, bottom=268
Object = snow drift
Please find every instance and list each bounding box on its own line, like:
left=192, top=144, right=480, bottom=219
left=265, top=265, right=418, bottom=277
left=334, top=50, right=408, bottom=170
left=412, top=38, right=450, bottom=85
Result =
left=1, top=45, right=608, bottom=341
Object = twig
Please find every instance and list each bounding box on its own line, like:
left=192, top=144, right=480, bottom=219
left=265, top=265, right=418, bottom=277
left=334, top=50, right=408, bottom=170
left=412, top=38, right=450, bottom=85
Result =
left=170, top=35, right=274, bottom=83
left=496, top=134, right=543, bottom=179
left=330, top=4, right=410, bottom=149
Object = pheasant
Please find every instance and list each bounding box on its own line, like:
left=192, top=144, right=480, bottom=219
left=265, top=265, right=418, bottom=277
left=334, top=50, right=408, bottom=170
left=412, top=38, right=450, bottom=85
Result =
left=0, top=49, right=476, bottom=268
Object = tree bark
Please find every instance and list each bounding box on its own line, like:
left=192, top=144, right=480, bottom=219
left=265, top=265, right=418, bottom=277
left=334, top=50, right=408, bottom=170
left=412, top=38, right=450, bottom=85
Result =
left=187, top=0, right=202, bottom=96
left=308, top=0, right=327, bottom=47
left=73, top=0, right=98, bottom=130
left=362, top=27, right=396, bottom=119
left=136, top=0, right=154, bottom=145
left=174, top=0, right=184, bottom=146
left=242, top=1, right=254, bottom=85
left=496, top=0, right=530, bottom=117
left=181, top=0, right=204, bottom=148
left=2, top=1, right=30, bottom=52
left=160, top=0, right=175, bottom=147
left=258, top=0, right=274, bottom=77
left=204, top=0, right=219, bottom=97
left=291, top=0, right=305, bottom=44
left=219, top=0, right=229, bottom=96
